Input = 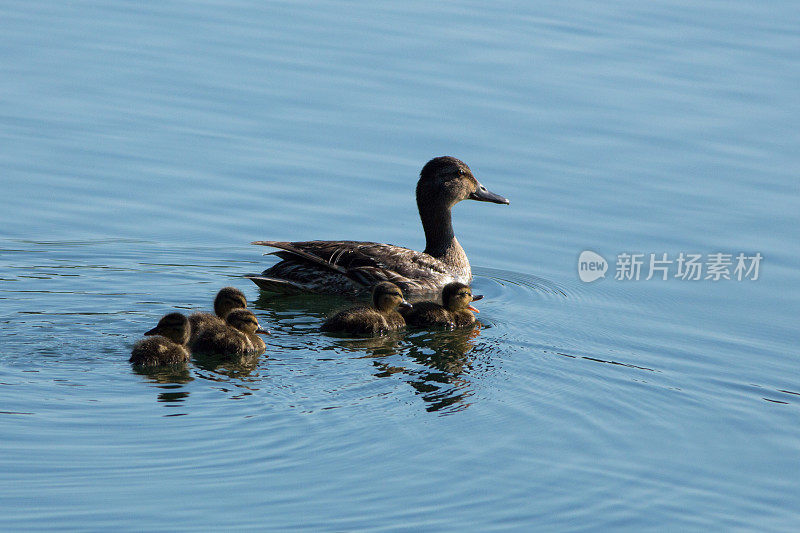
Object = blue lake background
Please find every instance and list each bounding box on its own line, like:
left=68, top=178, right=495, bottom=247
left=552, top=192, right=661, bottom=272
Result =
left=1, top=0, right=799, bottom=530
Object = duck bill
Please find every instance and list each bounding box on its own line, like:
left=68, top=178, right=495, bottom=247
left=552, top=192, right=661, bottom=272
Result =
left=144, top=327, right=159, bottom=336
left=469, top=181, right=509, bottom=204
left=467, top=305, right=480, bottom=313
left=471, top=294, right=484, bottom=301
left=398, top=300, right=413, bottom=310
left=255, top=328, right=270, bottom=335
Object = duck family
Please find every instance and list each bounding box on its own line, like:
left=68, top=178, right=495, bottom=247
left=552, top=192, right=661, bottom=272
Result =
left=131, top=157, right=504, bottom=367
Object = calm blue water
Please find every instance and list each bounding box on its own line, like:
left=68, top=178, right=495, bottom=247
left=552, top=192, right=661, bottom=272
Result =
left=1, top=0, right=799, bottom=530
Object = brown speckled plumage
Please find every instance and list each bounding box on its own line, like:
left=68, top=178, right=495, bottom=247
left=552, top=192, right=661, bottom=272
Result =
left=247, top=156, right=508, bottom=297
left=192, top=309, right=268, bottom=357
left=188, top=287, right=248, bottom=348
left=401, top=282, right=481, bottom=329
left=321, top=282, right=411, bottom=336
left=130, top=312, right=191, bottom=367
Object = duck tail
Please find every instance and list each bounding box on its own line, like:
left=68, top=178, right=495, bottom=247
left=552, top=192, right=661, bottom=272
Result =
left=244, top=275, right=310, bottom=294
left=251, top=241, right=350, bottom=276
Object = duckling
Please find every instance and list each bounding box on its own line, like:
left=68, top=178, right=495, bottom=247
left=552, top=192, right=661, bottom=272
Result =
left=248, top=156, right=509, bottom=297
left=401, top=282, right=482, bottom=329
left=192, top=309, right=269, bottom=357
left=130, top=312, right=191, bottom=367
left=188, top=287, right=247, bottom=347
left=321, top=281, right=412, bottom=336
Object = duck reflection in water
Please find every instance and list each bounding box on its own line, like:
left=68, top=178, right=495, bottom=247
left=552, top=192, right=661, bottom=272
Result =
left=374, top=326, right=484, bottom=414
left=131, top=364, right=194, bottom=386
left=253, top=284, right=487, bottom=414
left=191, top=350, right=263, bottom=380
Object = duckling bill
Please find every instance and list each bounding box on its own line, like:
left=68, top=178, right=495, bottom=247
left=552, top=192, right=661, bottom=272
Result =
left=321, top=281, right=412, bottom=336
left=401, top=282, right=482, bottom=329
left=192, top=309, right=269, bottom=357
left=248, top=156, right=509, bottom=296
left=130, top=312, right=191, bottom=367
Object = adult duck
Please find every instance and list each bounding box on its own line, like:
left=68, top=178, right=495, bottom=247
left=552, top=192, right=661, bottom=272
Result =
left=247, top=156, right=509, bottom=297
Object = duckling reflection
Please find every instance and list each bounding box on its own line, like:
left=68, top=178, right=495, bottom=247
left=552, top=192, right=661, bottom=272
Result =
left=130, top=312, right=191, bottom=367
left=402, top=282, right=482, bottom=329
left=188, top=287, right=247, bottom=348
left=131, top=364, right=193, bottom=386
left=367, top=327, right=482, bottom=413
left=321, top=282, right=411, bottom=336
left=330, top=334, right=404, bottom=359
left=192, top=309, right=269, bottom=357
left=253, top=291, right=343, bottom=336
left=191, top=350, right=262, bottom=380
left=406, top=327, right=481, bottom=374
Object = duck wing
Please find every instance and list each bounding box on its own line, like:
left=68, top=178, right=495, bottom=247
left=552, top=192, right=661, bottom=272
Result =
left=249, top=240, right=458, bottom=295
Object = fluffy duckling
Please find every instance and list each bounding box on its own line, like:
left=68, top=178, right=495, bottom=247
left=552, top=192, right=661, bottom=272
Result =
left=321, top=281, right=412, bottom=335
left=130, top=312, right=191, bottom=367
left=188, top=287, right=248, bottom=347
left=401, top=282, right=482, bottom=329
left=192, top=309, right=269, bottom=357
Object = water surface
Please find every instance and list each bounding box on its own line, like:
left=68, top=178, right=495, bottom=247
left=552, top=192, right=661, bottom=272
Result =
left=1, top=0, right=799, bottom=530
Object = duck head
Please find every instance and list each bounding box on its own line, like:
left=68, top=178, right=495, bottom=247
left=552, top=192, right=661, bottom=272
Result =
left=417, top=156, right=509, bottom=209
left=213, top=286, right=248, bottom=318
left=373, top=281, right=412, bottom=313
left=441, top=282, right=482, bottom=313
left=145, top=312, right=191, bottom=345
left=226, top=309, right=269, bottom=335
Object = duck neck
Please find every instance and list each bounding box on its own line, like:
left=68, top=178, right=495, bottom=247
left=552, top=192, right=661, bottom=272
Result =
left=420, top=203, right=469, bottom=274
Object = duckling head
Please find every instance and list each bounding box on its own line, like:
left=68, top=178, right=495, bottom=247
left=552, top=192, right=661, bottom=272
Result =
left=441, top=282, right=483, bottom=313
left=372, top=281, right=412, bottom=313
left=213, top=286, right=247, bottom=318
left=225, top=309, right=269, bottom=335
left=417, top=156, right=509, bottom=210
left=145, top=312, right=191, bottom=345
